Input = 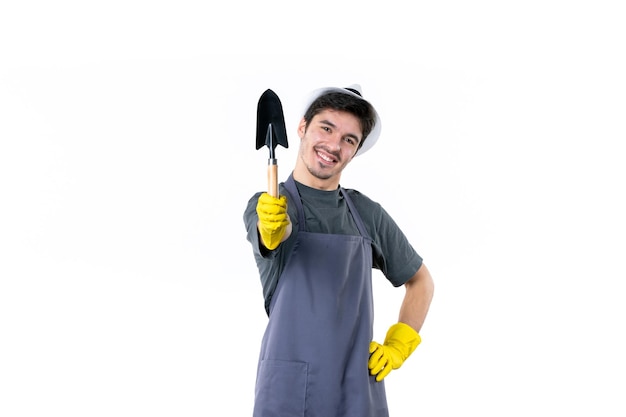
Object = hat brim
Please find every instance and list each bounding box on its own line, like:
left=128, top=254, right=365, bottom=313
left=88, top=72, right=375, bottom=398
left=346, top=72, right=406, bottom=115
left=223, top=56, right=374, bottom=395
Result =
left=300, top=86, right=381, bottom=156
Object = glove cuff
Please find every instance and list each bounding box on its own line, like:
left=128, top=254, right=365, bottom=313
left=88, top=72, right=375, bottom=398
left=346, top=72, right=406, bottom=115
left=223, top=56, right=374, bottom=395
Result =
left=259, top=223, right=287, bottom=250
left=385, top=322, right=421, bottom=359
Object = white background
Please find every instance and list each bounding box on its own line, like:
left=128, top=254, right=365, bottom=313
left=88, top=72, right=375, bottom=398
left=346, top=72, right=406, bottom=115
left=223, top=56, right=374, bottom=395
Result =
left=1, top=1, right=625, bottom=416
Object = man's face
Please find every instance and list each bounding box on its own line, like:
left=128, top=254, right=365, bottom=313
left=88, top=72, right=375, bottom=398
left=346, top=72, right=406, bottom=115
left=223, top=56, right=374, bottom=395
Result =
left=296, top=109, right=363, bottom=189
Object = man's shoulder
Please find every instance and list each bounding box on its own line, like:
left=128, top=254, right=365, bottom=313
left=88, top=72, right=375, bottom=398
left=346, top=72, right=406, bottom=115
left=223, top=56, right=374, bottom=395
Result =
left=341, top=187, right=383, bottom=210
left=342, top=186, right=373, bottom=200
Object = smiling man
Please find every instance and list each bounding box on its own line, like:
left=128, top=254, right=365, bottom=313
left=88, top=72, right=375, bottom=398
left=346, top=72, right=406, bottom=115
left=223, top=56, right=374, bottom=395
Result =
left=244, top=85, right=434, bottom=417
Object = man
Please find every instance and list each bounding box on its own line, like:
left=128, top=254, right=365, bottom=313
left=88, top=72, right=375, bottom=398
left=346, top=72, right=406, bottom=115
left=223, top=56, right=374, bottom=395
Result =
left=244, top=84, right=434, bottom=416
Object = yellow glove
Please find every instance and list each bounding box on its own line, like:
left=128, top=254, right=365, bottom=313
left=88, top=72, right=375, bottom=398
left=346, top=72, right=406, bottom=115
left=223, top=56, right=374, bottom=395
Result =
left=256, top=192, right=290, bottom=250
left=368, top=322, right=421, bottom=382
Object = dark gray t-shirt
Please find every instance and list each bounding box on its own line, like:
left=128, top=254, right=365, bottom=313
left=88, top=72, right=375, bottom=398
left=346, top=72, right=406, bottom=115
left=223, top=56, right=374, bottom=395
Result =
left=244, top=179, right=423, bottom=315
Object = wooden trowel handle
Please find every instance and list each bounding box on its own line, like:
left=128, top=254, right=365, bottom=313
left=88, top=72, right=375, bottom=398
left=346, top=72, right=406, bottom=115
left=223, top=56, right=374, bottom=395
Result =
left=268, top=160, right=278, bottom=198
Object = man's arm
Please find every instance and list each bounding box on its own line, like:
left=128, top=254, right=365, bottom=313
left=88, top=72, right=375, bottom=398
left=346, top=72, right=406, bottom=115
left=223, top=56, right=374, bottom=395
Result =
left=399, top=263, right=434, bottom=332
left=368, top=263, right=434, bottom=381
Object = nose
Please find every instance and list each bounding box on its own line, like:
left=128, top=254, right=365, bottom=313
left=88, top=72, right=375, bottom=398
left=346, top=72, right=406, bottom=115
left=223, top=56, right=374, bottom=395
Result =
left=328, top=133, right=342, bottom=152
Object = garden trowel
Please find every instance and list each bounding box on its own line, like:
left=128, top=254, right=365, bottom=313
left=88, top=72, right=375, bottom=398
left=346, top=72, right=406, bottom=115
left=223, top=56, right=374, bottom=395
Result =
left=256, top=89, right=288, bottom=198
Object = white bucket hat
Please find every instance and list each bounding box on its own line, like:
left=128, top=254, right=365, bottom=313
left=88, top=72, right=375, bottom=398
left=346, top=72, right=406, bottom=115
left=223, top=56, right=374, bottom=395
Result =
left=300, top=84, right=382, bottom=156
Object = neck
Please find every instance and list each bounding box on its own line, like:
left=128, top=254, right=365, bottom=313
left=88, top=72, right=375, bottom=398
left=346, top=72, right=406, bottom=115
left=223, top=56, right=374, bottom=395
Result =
left=292, top=163, right=341, bottom=191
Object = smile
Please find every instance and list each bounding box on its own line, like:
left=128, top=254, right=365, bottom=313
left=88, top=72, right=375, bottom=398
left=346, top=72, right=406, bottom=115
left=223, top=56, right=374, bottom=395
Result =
left=316, top=150, right=338, bottom=164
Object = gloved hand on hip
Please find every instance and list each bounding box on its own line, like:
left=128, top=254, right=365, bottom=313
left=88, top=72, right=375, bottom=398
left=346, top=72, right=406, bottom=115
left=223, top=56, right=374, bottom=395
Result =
left=368, top=322, right=421, bottom=382
left=256, top=192, right=290, bottom=250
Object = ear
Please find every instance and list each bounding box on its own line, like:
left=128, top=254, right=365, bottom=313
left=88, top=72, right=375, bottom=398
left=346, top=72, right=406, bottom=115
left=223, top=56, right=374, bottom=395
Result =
left=297, top=117, right=307, bottom=139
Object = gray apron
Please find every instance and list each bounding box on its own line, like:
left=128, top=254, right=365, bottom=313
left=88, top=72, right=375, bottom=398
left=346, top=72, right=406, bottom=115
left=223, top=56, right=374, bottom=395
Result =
left=253, top=175, right=388, bottom=417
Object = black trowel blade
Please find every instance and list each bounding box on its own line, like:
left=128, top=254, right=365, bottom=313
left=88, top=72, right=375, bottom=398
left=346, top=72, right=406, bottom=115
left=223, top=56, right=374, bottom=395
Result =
left=256, top=89, right=288, bottom=152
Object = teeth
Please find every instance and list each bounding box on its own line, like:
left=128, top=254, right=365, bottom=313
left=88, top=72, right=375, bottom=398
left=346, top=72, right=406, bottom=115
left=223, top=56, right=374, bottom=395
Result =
left=318, top=152, right=333, bottom=162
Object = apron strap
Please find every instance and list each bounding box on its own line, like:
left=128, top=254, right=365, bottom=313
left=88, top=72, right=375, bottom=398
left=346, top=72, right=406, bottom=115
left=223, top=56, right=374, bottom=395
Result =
left=341, top=186, right=371, bottom=240
left=284, top=174, right=306, bottom=232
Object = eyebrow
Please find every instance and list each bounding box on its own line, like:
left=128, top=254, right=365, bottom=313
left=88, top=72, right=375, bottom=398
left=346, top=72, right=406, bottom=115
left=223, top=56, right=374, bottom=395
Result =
left=318, top=119, right=362, bottom=144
